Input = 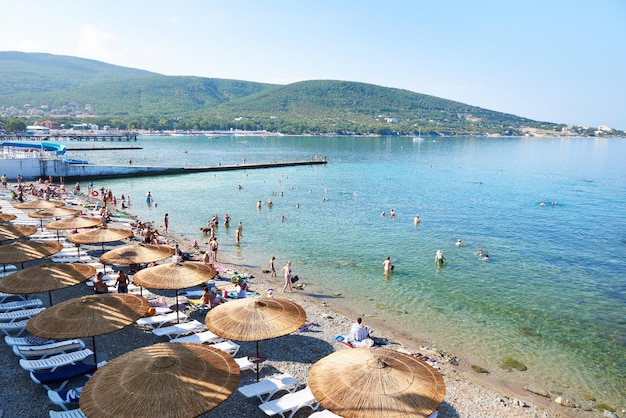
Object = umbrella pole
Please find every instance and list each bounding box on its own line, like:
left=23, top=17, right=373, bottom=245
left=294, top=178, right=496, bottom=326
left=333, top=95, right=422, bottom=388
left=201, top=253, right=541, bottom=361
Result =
left=48, top=291, right=52, bottom=306
left=175, top=290, right=180, bottom=324
left=92, top=335, right=98, bottom=366
left=256, top=340, right=260, bottom=382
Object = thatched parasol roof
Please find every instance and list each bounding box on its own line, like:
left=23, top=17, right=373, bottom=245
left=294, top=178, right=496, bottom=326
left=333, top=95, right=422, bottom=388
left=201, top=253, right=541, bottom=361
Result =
left=204, top=297, right=306, bottom=342
left=79, top=342, right=240, bottom=418
left=0, top=240, right=63, bottom=264
left=45, top=216, right=104, bottom=230
left=133, top=261, right=217, bottom=290
left=100, top=243, right=174, bottom=265
left=0, top=224, right=37, bottom=242
left=26, top=293, right=149, bottom=339
left=309, top=348, right=446, bottom=418
left=14, top=199, right=65, bottom=209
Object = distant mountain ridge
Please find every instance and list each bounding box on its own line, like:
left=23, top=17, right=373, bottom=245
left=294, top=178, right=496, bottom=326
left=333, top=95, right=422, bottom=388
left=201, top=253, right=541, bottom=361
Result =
left=0, top=51, right=589, bottom=136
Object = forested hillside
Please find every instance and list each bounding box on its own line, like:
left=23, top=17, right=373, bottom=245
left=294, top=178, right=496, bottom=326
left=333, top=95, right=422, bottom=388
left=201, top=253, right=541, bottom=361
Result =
left=0, top=51, right=574, bottom=136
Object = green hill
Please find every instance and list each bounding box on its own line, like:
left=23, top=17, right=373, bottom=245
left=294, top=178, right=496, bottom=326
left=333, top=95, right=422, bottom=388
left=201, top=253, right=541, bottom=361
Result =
left=0, top=51, right=577, bottom=135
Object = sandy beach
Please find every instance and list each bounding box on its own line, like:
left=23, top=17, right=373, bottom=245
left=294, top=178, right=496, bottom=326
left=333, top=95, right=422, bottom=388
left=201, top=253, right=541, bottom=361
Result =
left=0, top=185, right=612, bottom=418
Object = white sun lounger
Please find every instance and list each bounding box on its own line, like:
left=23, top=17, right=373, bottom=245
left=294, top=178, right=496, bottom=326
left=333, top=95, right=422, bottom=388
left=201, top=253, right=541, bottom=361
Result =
left=309, top=410, right=343, bottom=418
left=209, top=340, right=240, bottom=356
left=135, top=312, right=187, bottom=329
left=238, top=374, right=300, bottom=403
left=169, top=330, right=222, bottom=344
left=0, top=298, right=43, bottom=312
left=48, top=386, right=83, bottom=411
left=258, top=386, right=320, bottom=418
left=49, top=409, right=86, bottom=418
left=52, top=255, right=94, bottom=263
left=19, top=348, right=93, bottom=372
left=151, top=320, right=203, bottom=339
left=13, top=339, right=85, bottom=359
left=0, top=307, right=46, bottom=322
left=0, top=291, right=26, bottom=304
left=235, top=356, right=265, bottom=373
left=0, top=319, right=29, bottom=336
left=4, top=335, right=55, bottom=346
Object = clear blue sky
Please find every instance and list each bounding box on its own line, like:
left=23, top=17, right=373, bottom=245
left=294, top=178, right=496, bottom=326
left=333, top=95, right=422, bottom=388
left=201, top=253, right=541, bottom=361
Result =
left=2, top=0, right=625, bottom=129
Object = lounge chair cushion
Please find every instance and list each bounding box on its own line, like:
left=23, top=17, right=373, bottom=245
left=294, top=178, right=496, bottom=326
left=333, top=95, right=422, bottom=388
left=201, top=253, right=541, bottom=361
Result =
left=31, top=363, right=96, bottom=391
left=48, top=387, right=83, bottom=410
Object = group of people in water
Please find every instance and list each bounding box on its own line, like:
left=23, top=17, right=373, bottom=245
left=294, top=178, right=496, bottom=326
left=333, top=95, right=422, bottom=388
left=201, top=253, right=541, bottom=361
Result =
left=379, top=211, right=491, bottom=275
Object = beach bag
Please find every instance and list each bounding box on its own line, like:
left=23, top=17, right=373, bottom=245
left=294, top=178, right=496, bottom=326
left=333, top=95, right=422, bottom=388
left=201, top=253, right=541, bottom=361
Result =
left=290, top=275, right=299, bottom=284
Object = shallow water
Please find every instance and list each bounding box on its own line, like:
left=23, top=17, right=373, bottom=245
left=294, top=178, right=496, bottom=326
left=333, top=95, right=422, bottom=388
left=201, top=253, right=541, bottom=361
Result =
left=67, top=135, right=626, bottom=406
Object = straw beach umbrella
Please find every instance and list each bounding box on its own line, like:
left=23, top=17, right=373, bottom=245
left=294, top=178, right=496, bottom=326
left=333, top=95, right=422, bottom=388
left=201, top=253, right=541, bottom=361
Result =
left=28, top=207, right=81, bottom=231
left=204, top=297, right=307, bottom=380
left=309, top=348, right=446, bottom=418
left=100, top=243, right=174, bottom=265
left=0, top=240, right=63, bottom=269
left=14, top=199, right=65, bottom=210
left=0, top=262, right=96, bottom=305
left=133, top=261, right=217, bottom=322
left=79, top=342, right=240, bottom=418
left=45, top=215, right=104, bottom=243
left=27, top=293, right=149, bottom=364
left=68, top=226, right=133, bottom=253
left=0, top=224, right=37, bottom=243
left=45, top=215, right=104, bottom=231
left=0, top=213, right=17, bottom=223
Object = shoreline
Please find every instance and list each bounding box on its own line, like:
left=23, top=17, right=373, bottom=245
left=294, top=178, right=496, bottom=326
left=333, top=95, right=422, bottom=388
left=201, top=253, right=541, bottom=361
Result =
left=0, top=184, right=609, bottom=417
left=83, top=189, right=612, bottom=416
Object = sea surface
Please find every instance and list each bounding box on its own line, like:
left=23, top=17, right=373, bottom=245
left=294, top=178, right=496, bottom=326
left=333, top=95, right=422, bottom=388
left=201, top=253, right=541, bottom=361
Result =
left=66, top=135, right=625, bottom=407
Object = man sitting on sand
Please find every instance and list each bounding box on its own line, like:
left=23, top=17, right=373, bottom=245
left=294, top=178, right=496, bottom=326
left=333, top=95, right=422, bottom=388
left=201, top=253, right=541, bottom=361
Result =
left=350, top=317, right=370, bottom=342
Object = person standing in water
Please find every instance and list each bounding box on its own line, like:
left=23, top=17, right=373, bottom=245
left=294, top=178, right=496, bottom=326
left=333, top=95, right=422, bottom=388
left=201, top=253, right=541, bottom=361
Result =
left=269, top=256, right=277, bottom=279
left=382, top=256, right=394, bottom=274
left=435, top=250, right=447, bottom=266
left=163, top=213, right=169, bottom=234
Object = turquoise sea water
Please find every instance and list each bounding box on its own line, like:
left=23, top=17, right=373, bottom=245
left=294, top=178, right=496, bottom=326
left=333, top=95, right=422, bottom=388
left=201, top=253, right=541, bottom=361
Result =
left=67, top=135, right=625, bottom=406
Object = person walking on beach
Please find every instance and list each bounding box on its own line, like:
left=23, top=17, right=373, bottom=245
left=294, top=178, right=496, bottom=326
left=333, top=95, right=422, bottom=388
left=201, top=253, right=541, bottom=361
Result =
left=163, top=213, right=169, bottom=234
left=114, top=270, right=130, bottom=293
left=382, top=256, right=394, bottom=275
left=281, top=261, right=293, bottom=293
left=1, top=174, right=7, bottom=189
left=209, top=237, right=218, bottom=263
left=269, top=256, right=276, bottom=279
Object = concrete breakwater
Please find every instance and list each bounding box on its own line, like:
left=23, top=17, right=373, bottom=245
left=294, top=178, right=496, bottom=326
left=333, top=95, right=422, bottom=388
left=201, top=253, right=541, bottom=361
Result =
left=1, top=157, right=327, bottom=180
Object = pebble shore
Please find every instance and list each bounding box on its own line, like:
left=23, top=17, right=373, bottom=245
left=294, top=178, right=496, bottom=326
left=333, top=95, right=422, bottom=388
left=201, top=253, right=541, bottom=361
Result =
left=0, top=187, right=615, bottom=418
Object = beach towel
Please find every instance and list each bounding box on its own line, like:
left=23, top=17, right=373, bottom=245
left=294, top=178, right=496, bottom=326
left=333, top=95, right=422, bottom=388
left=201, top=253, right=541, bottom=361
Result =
left=334, top=334, right=375, bottom=348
